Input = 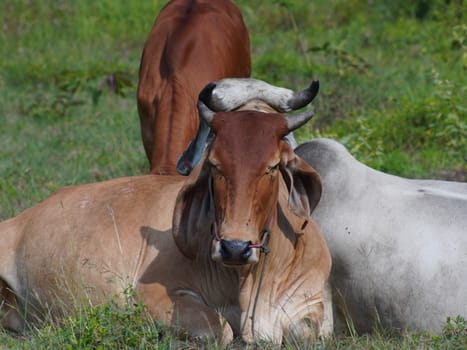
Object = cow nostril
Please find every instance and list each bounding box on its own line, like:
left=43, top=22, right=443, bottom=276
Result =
left=242, top=246, right=253, bottom=260
left=219, top=239, right=252, bottom=262
left=219, top=240, right=229, bottom=259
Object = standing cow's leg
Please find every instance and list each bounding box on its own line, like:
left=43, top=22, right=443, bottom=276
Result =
left=137, top=93, right=157, bottom=165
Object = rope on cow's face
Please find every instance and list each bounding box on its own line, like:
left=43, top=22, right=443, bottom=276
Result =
left=248, top=228, right=270, bottom=253
left=249, top=225, right=270, bottom=340
left=240, top=209, right=275, bottom=340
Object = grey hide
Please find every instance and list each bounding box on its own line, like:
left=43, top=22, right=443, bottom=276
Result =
left=295, top=138, right=467, bottom=334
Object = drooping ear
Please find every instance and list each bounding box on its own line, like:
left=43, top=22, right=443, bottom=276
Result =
left=176, top=99, right=216, bottom=176
left=280, top=153, right=322, bottom=218
left=172, top=165, right=213, bottom=259
left=176, top=118, right=214, bottom=176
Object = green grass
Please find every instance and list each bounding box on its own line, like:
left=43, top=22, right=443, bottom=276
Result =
left=0, top=298, right=465, bottom=349
left=242, top=0, right=466, bottom=178
left=1, top=0, right=466, bottom=348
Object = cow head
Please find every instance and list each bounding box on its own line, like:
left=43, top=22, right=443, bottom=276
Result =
left=172, top=81, right=321, bottom=266
left=176, top=78, right=319, bottom=176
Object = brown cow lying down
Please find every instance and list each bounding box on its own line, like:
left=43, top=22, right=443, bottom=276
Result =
left=0, top=87, right=332, bottom=343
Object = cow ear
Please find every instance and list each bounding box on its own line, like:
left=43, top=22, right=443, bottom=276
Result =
left=177, top=118, right=214, bottom=176
left=172, top=165, right=212, bottom=259
left=280, top=154, right=322, bottom=218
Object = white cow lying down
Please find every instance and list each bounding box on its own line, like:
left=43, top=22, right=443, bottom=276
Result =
left=295, top=138, right=467, bottom=334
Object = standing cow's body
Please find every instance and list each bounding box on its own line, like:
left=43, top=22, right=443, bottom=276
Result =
left=296, top=138, right=467, bottom=334
left=137, top=0, right=251, bottom=174
left=0, top=88, right=332, bottom=344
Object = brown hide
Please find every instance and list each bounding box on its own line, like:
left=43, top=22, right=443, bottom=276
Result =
left=173, top=112, right=321, bottom=257
left=0, top=112, right=331, bottom=343
left=137, top=0, right=251, bottom=174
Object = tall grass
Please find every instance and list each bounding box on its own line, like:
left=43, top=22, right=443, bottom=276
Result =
left=1, top=0, right=466, bottom=347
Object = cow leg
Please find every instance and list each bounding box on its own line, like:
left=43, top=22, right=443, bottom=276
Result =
left=287, top=304, right=323, bottom=343
left=137, top=95, right=156, bottom=164
left=171, top=292, right=233, bottom=345
left=0, top=279, right=23, bottom=332
left=286, top=285, right=334, bottom=344
left=319, top=282, right=334, bottom=338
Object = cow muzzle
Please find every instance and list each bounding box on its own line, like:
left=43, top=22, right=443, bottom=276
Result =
left=212, top=239, right=259, bottom=266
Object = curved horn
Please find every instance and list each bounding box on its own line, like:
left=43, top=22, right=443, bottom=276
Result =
left=197, top=100, right=215, bottom=125
left=287, top=79, right=320, bottom=110
left=286, top=110, right=315, bottom=132
left=202, top=78, right=319, bottom=113
left=198, top=82, right=217, bottom=109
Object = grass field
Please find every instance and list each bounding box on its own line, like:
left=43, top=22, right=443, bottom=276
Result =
left=0, top=0, right=466, bottom=348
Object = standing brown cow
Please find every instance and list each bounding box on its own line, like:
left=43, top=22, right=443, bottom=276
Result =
left=137, top=0, right=251, bottom=174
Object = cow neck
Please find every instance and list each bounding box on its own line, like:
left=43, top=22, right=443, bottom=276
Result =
left=249, top=208, right=275, bottom=340
left=240, top=197, right=309, bottom=337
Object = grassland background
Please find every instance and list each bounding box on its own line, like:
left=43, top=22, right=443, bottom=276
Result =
left=0, top=0, right=466, bottom=348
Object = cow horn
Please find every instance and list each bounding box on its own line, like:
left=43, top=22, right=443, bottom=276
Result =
left=198, top=82, right=217, bottom=108
left=199, top=78, right=319, bottom=113
left=197, top=100, right=215, bottom=125
left=286, top=110, right=315, bottom=132
left=287, top=79, right=320, bottom=110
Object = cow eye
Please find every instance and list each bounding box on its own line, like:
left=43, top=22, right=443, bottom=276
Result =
left=266, top=163, right=280, bottom=174
left=208, top=160, right=222, bottom=174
